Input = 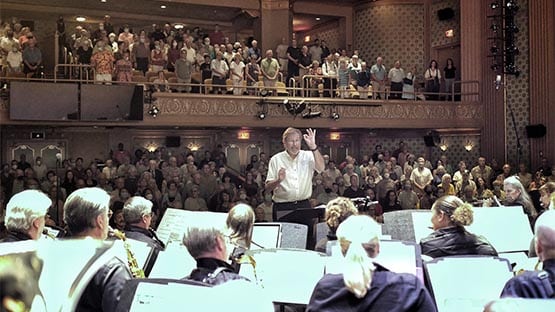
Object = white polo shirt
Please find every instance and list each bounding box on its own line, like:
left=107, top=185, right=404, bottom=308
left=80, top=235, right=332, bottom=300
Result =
left=266, top=150, right=315, bottom=203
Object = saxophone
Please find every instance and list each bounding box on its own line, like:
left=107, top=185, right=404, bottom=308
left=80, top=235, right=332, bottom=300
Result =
left=110, top=228, right=146, bottom=278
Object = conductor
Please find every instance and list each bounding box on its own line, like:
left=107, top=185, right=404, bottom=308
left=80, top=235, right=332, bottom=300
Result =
left=266, top=127, right=325, bottom=220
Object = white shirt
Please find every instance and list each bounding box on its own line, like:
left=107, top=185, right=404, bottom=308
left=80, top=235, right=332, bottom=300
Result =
left=266, top=150, right=315, bottom=203
left=388, top=67, right=405, bottom=83
left=230, top=61, right=245, bottom=79
left=410, top=167, right=433, bottom=189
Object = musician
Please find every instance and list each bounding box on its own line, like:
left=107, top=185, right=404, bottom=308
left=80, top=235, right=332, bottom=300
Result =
left=182, top=222, right=249, bottom=285
left=501, top=210, right=555, bottom=298
left=307, top=215, right=436, bottom=311
left=1, top=190, right=51, bottom=242
left=315, top=197, right=358, bottom=254
left=226, top=204, right=255, bottom=265
left=123, top=196, right=165, bottom=250
left=63, top=187, right=132, bottom=312
left=265, top=127, right=325, bottom=220
left=419, top=195, right=497, bottom=258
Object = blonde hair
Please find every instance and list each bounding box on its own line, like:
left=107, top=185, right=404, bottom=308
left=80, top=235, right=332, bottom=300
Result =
left=325, top=197, right=358, bottom=234
left=433, top=195, right=474, bottom=227
left=336, top=215, right=380, bottom=298
left=226, top=203, right=255, bottom=248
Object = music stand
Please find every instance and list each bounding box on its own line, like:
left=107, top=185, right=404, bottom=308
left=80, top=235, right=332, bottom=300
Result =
left=278, top=207, right=325, bottom=250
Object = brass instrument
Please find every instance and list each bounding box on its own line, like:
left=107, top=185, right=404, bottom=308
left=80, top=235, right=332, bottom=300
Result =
left=110, top=228, right=146, bottom=278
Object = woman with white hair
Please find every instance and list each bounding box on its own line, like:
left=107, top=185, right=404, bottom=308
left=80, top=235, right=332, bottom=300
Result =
left=503, top=176, right=538, bottom=227
left=307, top=215, right=436, bottom=311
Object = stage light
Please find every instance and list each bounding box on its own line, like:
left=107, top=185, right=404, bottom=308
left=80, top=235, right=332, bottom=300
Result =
left=506, top=1, right=519, bottom=11
left=148, top=105, right=160, bottom=118
left=490, top=24, right=499, bottom=32
left=330, top=112, right=340, bottom=120
left=490, top=1, right=500, bottom=9
left=302, top=109, right=321, bottom=119
left=257, top=112, right=266, bottom=120
left=505, top=45, right=519, bottom=55
left=495, top=74, right=502, bottom=90
left=259, top=89, right=269, bottom=97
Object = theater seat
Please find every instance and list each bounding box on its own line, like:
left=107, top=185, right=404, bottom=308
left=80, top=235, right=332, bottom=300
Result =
left=145, top=71, right=158, bottom=81
left=204, top=78, right=213, bottom=94
left=131, top=76, right=147, bottom=83
left=276, top=82, right=288, bottom=96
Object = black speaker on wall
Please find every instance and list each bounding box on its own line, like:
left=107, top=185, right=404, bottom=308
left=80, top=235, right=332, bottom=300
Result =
left=166, top=136, right=181, bottom=147
left=437, top=8, right=455, bottom=21
left=526, top=124, right=546, bottom=138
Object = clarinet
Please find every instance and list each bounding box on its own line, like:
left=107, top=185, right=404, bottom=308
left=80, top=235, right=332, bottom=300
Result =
left=109, top=228, right=146, bottom=278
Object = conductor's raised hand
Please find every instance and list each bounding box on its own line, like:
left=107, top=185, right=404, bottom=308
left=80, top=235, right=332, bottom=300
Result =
left=303, top=128, right=317, bottom=150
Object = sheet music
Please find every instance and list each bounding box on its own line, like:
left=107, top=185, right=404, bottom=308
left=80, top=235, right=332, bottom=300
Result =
left=148, top=243, right=196, bottom=279
left=251, top=224, right=281, bottom=249
left=426, top=257, right=512, bottom=312
left=375, top=241, right=419, bottom=276
left=240, top=249, right=325, bottom=305
left=126, top=239, right=153, bottom=269
left=156, top=209, right=228, bottom=246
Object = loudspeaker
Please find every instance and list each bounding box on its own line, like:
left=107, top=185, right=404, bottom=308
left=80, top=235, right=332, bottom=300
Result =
left=424, top=135, right=435, bottom=147
left=526, top=124, right=546, bottom=138
left=437, top=8, right=455, bottom=21
left=166, top=136, right=181, bottom=147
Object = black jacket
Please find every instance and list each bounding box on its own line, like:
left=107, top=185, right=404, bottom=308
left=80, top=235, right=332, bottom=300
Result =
left=77, top=257, right=132, bottom=312
left=307, top=263, right=437, bottom=312
left=501, top=258, right=555, bottom=298
left=0, top=230, right=33, bottom=242
left=124, top=225, right=165, bottom=250
left=420, top=226, right=498, bottom=258
left=185, top=257, right=249, bottom=286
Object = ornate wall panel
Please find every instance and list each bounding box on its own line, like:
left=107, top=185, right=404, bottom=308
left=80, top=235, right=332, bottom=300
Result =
left=430, top=0, right=460, bottom=48
left=354, top=4, right=425, bottom=72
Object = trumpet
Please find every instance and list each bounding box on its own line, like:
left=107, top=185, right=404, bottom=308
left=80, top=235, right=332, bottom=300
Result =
left=109, top=228, right=145, bottom=278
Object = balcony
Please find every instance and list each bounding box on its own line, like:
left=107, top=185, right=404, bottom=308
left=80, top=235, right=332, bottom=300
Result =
left=0, top=77, right=482, bottom=130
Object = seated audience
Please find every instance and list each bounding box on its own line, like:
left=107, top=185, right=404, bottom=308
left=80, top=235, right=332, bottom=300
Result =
left=501, top=210, right=555, bottom=298
left=63, top=187, right=132, bottom=312
left=1, top=190, right=51, bottom=242
left=307, top=215, right=436, bottom=311
left=420, top=195, right=497, bottom=258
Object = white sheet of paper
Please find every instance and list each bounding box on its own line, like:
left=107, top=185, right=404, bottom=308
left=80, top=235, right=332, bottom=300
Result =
left=156, top=209, right=228, bottom=246
left=412, top=212, right=434, bottom=243
left=240, top=249, right=325, bottom=305
left=375, top=240, right=418, bottom=276
left=426, top=257, right=512, bottom=312
left=148, top=243, right=196, bottom=279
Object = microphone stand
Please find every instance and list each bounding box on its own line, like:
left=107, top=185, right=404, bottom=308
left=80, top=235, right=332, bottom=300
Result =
left=55, top=158, right=60, bottom=225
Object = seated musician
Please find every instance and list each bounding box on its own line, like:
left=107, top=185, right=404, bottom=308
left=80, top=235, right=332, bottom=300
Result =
left=123, top=196, right=165, bottom=250
left=1, top=190, right=51, bottom=243
left=182, top=222, right=249, bottom=285
left=315, top=197, right=358, bottom=254
left=419, top=195, right=497, bottom=258
left=225, top=203, right=255, bottom=272
left=63, top=187, right=132, bottom=312
left=501, top=210, right=555, bottom=298
left=307, top=215, right=436, bottom=311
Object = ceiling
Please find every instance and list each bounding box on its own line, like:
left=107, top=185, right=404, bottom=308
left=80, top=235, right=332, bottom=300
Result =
left=1, top=0, right=347, bottom=33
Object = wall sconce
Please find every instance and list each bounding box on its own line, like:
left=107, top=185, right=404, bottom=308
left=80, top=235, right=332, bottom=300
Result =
left=238, top=131, right=250, bottom=140
left=464, top=140, right=474, bottom=151
left=144, top=142, right=159, bottom=153
left=187, top=142, right=201, bottom=151
left=445, top=29, right=454, bottom=38
left=439, top=141, right=448, bottom=152
left=330, top=132, right=341, bottom=141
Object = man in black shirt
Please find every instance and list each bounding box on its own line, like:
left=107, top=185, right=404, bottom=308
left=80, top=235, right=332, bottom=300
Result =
left=286, top=39, right=301, bottom=87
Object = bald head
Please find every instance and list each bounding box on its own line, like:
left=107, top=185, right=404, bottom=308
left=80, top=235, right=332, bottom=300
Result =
left=535, top=210, right=555, bottom=261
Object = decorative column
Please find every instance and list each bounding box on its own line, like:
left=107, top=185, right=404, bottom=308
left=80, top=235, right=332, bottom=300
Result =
left=259, top=0, right=292, bottom=54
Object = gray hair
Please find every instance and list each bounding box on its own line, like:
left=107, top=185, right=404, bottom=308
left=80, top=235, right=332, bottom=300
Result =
left=123, top=196, right=153, bottom=224
left=183, top=225, right=224, bottom=259
left=5, top=190, right=51, bottom=233
left=64, top=187, right=110, bottom=235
